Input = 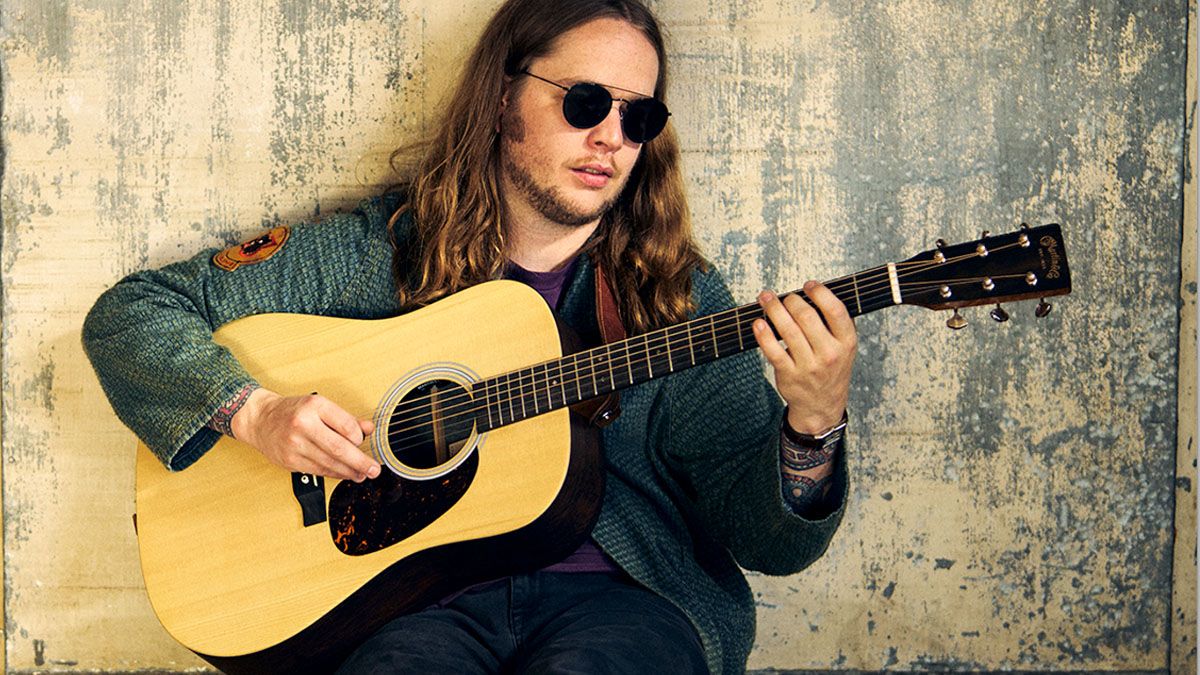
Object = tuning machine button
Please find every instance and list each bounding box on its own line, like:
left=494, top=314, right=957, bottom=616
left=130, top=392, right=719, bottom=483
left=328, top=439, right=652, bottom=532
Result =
left=1035, top=299, right=1052, bottom=317
left=990, top=304, right=1009, bottom=322
left=946, top=309, right=967, bottom=330
left=932, top=239, right=949, bottom=262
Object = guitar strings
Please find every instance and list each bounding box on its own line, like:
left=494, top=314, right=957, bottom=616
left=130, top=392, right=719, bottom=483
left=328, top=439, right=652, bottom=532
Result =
left=376, top=244, right=1031, bottom=440
left=375, top=241, right=1029, bottom=431
left=375, top=242, right=1035, bottom=445
left=374, top=241, right=1015, bottom=428
left=377, top=245, right=1028, bottom=441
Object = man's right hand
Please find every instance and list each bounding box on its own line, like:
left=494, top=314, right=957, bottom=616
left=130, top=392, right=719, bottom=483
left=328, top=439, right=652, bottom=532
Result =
left=230, top=388, right=381, bottom=482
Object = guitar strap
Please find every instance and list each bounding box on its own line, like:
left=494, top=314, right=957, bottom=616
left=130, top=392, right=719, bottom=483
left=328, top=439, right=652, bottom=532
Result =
left=593, top=259, right=627, bottom=344
left=568, top=259, right=624, bottom=428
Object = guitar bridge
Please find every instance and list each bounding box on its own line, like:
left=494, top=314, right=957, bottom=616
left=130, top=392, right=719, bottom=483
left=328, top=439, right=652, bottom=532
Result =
left=291, top=472, right=327, bottom=527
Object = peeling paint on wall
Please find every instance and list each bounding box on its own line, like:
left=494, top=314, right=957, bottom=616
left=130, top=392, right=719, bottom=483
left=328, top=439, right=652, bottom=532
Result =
left=0, top=0, right=1192, bottom=671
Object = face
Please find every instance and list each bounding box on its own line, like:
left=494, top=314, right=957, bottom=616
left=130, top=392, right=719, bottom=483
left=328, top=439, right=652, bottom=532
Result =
left=499, top=17, right=660, bottom=229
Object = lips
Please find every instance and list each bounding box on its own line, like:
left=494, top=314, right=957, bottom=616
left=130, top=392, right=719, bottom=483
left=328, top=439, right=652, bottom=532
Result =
left=571, top=163, right=614, bottom=188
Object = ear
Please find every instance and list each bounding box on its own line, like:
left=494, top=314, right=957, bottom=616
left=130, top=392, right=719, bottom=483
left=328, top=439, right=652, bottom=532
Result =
left=496, top=81, right=511, bottom=133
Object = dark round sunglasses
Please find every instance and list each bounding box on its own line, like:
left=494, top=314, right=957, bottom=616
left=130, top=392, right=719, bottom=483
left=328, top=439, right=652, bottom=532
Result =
left=519, top=69, right=670, bottom=144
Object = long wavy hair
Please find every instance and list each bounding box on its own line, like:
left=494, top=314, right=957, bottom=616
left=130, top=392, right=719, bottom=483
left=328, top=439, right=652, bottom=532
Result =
left=388, top=0, right=705, bottom=334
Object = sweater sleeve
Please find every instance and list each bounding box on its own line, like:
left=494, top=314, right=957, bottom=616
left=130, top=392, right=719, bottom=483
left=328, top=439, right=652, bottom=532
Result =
left=82, top=203, right=391, bottom=471
left=661, top=266, right=849, bottom=575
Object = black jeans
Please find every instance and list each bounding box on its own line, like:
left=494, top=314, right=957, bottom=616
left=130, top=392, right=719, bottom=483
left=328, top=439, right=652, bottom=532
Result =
left=337, top=571, right=708, bottom=674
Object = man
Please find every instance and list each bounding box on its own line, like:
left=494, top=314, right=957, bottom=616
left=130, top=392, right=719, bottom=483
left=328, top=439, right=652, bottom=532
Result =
left=84, top=0, right=856, bottom=672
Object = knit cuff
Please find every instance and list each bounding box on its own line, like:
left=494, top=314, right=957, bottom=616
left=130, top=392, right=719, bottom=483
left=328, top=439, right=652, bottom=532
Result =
left=206, top=382, right=260, bottom=439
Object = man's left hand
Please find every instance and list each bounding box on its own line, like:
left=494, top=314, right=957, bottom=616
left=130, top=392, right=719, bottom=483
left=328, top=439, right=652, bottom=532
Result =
left=752, top=281, right=857, bottom=434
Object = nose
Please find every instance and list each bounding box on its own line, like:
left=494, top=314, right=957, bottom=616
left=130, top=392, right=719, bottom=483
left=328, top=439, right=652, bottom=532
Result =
left=587, top=104, right=627, bottom=151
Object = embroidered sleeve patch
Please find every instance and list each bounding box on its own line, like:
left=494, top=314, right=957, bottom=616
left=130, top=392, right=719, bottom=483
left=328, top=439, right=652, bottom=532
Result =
left=213, top=226, right=291, bottom=271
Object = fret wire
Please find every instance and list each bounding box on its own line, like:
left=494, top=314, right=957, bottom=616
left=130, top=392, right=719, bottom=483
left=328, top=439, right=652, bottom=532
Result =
left=572, top=352, right=583, bottom=401
left=644, top=331, right=655, bottom=378
left=518, top=369, right=528, bottom=420
left=491, top=376, right=501, bottom=427
left=493, top=376, right=503, bottom=427
left=520, top=365, right=530, bottom=417
left=691, top=319, right=700, bottom=362
left=851, top=271, right=862, bottom=315
left=495, top=373, right=503, bottom=425
left=606, top=343, right=616, bottom=393
left=588, top=349, right=598, bottom=395
left=503, top=374, right=511, bottom=426
left=664, top=326, right=675, bottom=372
left=576, top=352, right=585, bottom=400
left=589, top=349, right=599, bottom=396
left=533, top=363, right=544, bottom=414
left=710, top=314, right=719, bottom=359
left=577, top=350, right=588, bottom=398
left=530, top=367, right=538, bottom=414
left=628, top=338, right=638, bottom=381
left=512, top=370, right=520, bottom=419
left=524, top=367, right=532, bottom=417
left=556, top=359, right=568, bottom=407
left=483, top=377, right=493, bottom=430
left=514, top=371, right=523, bottom=422
left=506, top=372, right=515, bottom=424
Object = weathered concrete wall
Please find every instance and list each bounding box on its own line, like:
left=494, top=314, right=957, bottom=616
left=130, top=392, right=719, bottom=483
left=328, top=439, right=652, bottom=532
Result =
left=0, top=0, right=1192, bottom=671
left=1171, top=2, right=1196, bottom=674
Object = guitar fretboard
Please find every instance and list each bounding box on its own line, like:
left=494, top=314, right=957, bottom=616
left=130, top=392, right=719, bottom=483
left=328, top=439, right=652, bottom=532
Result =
left=473, top=264, right=896, bottom=432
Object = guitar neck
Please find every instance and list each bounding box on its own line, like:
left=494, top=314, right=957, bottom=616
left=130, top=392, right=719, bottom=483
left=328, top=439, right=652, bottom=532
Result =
left=474, top=264, right=898, bottom=432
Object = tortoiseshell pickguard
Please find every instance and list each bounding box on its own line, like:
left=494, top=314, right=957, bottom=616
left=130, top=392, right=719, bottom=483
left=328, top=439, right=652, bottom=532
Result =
left=327, top=452, right=477, bottom=556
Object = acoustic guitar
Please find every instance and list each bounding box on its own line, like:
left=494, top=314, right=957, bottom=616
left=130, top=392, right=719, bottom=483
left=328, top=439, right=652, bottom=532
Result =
left=133, top=224, right=1071, bottom=673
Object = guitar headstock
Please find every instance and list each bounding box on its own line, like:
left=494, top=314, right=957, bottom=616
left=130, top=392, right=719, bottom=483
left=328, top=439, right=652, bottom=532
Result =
left=898, top=224, right=1071, bottom=322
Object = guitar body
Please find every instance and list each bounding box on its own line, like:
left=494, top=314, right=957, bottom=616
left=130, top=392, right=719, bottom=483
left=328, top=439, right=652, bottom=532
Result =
left=134, top=281, right=604, bottom=673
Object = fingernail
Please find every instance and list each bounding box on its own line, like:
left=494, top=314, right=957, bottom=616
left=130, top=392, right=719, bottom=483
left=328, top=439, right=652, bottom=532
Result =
left=368, top=465, right=380, bottom=478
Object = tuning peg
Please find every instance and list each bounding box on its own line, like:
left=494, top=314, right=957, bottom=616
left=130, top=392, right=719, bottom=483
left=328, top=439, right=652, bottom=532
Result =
left=1020, top=222, right=1031, bottom=231
left=946, top=309, right=967, bottom=330
left=980, top=230, right=990, bottom=239
left=1035, top=299, right=1052, bottom=317
left=990, top=304, right=1009, bottom=322
left=936, top=238, right=947, bottom=249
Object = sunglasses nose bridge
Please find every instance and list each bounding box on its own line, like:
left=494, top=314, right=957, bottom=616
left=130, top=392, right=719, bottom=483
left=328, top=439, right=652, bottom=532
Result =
left=586, top=103, right=627, bottom=147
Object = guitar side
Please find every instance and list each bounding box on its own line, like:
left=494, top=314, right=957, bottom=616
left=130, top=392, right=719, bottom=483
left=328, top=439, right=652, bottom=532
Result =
left=134, top=281, right=604, bottom=672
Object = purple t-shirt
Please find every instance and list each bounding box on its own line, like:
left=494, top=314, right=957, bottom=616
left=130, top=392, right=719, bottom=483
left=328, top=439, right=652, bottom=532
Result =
left=503, top=259, right=620, bottom=574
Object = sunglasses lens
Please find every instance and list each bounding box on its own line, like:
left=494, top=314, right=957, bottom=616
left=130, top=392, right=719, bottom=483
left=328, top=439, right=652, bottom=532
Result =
left=562, top=83, right=613, bottom=129
left=622, top=98, right=669, bottom=144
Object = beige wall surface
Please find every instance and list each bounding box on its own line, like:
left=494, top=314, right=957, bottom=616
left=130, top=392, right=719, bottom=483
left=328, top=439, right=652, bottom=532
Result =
left=0, top=0, right=1194, bottom=672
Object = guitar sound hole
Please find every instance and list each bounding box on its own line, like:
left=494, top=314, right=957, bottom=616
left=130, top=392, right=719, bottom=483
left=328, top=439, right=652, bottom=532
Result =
left=387, top=379, right=476, bottom=470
